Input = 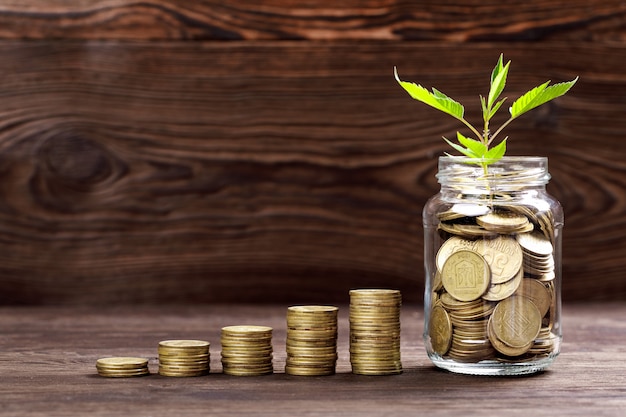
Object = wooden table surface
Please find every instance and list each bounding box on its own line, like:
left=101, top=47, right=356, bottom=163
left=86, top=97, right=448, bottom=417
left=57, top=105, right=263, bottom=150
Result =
left=1, top=303, right=625, bottom=416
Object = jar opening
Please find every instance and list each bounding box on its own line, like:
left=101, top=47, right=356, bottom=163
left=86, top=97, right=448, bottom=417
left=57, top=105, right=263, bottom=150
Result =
left=436, top=156, right=550, bottom=189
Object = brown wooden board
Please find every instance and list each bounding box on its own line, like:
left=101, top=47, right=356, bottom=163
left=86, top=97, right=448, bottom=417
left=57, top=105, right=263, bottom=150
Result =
left=0, top=303, right=625, bottom=416
left=0, top=1, right=624, bottom=41
left=0, top=41, right=624, bottom=304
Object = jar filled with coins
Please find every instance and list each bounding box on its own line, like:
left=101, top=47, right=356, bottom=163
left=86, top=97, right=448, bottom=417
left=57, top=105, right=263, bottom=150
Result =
left=423, top=156, right=562, bottom=375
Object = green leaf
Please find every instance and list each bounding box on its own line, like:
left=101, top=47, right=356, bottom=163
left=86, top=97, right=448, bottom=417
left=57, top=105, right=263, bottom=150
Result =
left=480, top=95, right=488, bottom=120
left=488, top=55, right=510, bottom=110
left=510, top=77, right=578, bottom=118
left=456, top=132, right=487, bottom=156
left=484, top=138, right=507, bottom=162
left=394, top=67, right=465, bottom=120
left=490, top=54, right=504, bottom=85
left=443, top=137, right=479, bottom=158
left=509, top=81, right=550, bottom=118
left=489, top=98, right=507, bottom=119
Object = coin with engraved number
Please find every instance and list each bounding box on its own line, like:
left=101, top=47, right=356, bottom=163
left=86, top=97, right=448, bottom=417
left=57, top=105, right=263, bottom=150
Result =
left=482, top=267, right=523, bottom=301
left=472, top=236, right=523, bottom=284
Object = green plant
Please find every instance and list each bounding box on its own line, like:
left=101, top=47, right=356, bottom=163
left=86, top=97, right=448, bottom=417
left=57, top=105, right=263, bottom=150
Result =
left=394, top=54, right=578, bottom=173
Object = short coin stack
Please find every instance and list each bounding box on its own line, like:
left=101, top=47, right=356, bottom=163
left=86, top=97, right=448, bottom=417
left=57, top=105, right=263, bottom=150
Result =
left=221, top=325, right=273, bottom=376
left=349, top=289, right=402, bottom=375
left=158, top=340, right=210, bottom=377
left=96, top=357, right=150, bottom=378
left=285, top=305, right=339, bottom=376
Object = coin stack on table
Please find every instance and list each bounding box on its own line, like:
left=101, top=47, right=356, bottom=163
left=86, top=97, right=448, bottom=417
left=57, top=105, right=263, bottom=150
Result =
left=220, top=325, right=274, bottom=376
left=96, top=357, right=150, bottom=378
left=429, top=204, right=558, bottom=363
left=285, top=305, right=339, bottom=376
left=349, top=289, right=402, bottom=375
left=158, top=340, right=210, bottom=377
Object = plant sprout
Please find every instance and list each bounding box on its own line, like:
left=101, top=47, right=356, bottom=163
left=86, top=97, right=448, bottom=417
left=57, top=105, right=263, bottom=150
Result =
left=394, top=54, right=578, bottom=174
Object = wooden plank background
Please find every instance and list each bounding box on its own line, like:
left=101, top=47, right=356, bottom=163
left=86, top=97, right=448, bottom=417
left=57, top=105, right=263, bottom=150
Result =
left=0, top=1, right=624, bottom=304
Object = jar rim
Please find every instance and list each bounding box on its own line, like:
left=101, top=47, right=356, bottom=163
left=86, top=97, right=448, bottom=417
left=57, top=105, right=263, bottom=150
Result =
left=437, top=156, right=550, bottom=187
left=438, top=156, right=548, bottom=164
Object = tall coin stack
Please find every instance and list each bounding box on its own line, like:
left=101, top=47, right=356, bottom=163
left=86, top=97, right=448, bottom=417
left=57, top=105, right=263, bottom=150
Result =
left=349, top=289, right=403, bottom=375
left=158, top=340, right=210, bottom=377
left=285, top=305, right=339, bottom=376
left=220, top=325, right=273, bottom=376
left=96, top=357, right=150, bottom=378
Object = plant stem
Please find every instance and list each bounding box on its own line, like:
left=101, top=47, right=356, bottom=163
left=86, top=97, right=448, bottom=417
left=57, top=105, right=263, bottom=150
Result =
left=489, top=116, right=516, bottom=145
left=459, top=117, right=483, bottom=142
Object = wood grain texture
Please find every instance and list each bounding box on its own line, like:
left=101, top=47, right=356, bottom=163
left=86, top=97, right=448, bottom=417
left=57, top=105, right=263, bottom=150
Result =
left=0, top=303, right=625, bottom=416
left=0, top=41, right=624, bottom=304
left=0, top=0, right=624, bottom=41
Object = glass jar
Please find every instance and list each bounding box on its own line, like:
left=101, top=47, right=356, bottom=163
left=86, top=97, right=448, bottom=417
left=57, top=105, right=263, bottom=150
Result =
left=423, top=156, right=562, bottom=376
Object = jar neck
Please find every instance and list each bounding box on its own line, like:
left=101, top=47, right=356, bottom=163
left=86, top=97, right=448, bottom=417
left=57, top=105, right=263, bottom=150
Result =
left=437, top=156, right=550, bottom=197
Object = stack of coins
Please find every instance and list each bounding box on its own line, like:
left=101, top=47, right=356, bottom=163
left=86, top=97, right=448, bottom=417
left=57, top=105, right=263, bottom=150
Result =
left=349, top=289, right=402, bottom=375
left=96, top=357, right=150, bottom=378
left=285, top=305, right=338, bottom=376
left=221, top=325, right=273, bottom=376
left=435, top=293, right=496, bottom=361
left=158, top=340, right=210, bottom=377
left=431, top=205, right=558, bottom=362
left=517, top=231, right=555, bottom=281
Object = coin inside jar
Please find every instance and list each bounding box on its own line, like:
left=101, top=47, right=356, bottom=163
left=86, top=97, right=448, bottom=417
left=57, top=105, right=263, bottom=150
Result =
left=441, top=250, right=491, bottom=302
left=429, top=305, right=453, bottom=355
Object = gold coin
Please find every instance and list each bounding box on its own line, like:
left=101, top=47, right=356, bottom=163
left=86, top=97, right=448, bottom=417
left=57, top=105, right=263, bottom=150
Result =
left=159, top=355, right=209, bottom=363
left=286, top=338, right=336, bottom=348
left=158, top=352, right=210, bottom=360
left=222, top=325, right=272, bottom=335
left=515, top=278, right=552, bottom=317
left=440, top=203, right=491, bottom=220
left=96, top=357, right=149, bottom=370
left=436, top=236, right=473, bottom=271
left=441, top=250, right=490, bottom=302
left=350, top=289, right=401, bottom=297
left=159, top=369, right=208, bottom=377
left=285, top=365, right=335, bottom=376
left=432, top=270, right=443, bottom=292
left=98, top=368, right=150, bottom=378
left=159, top=363, right=209, bottom=372
left=222, top=357, right=273, bottom=365
left=222, top=368, right=273, bottom=376
left=491, top=296, right=541, bottom=348
left=349, top=289, right=402, bottom=306
left=488, top=317, right=533, bottom=357
left=476, top=211, right=530, bottom=232
left=517, top=231, right=553, bottom=256
left=351, top=366, right=402, bottom=376
left=437, top=236, right=523, bottom=285
left=159, top=340, right=210, bottom=349
left=429, top=306, right=452, bottom=355
left=288, top=305, right=338, bottom=314
left=473, top=236, right=523, bottom=284
left=286, top=345, right=336, bottom=354
left=439, top=292, right=477, bottom=309
left=482, top=266, right=523, bottom=301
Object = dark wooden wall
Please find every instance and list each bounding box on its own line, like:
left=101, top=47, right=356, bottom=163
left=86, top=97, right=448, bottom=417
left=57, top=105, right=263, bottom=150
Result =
left=0, top=1, right=625, bottom=305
